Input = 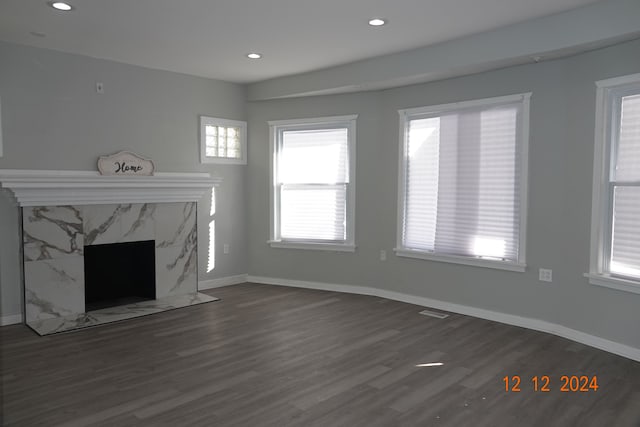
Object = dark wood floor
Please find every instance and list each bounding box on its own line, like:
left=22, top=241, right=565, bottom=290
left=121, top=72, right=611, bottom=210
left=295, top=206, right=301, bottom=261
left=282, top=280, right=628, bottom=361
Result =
left=1, top=283, right=639, bottom=427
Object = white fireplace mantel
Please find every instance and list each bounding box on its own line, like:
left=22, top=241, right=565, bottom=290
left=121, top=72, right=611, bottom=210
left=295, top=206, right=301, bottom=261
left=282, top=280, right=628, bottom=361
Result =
left=0, top=169, right=221, bottom=206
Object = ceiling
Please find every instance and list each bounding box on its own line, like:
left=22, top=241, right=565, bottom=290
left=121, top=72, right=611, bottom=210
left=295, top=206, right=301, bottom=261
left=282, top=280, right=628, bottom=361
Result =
left=0, top=0, right=604, bottom=84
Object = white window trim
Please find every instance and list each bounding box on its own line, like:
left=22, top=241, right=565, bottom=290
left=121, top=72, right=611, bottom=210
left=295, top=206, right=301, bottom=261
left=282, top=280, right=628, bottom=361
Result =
left=199, top=116, right=247, bottom=165
left=395, top=93, right=531, bottom=272
left=394, top=249, right=526, bottom=272
left=0, top=96, right=3, bottom=157
left=267, top=241, right=356, bottom=252
left=588, top=72, right=640, bottom=294
left=268, top=114, right=357, bottom=252
left=584, top=273, right=640, bottom=295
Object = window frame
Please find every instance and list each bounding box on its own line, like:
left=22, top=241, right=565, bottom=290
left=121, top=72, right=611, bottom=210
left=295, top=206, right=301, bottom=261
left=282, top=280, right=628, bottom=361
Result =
left=587, top=72, right=640, bottom=294
left=395, top=93, right=531, bottom=272
left=199, top=116, right=247, bottom=165
left=0, top=96, right=3, bottom=157
left=268, top=115, right=357, bottom=252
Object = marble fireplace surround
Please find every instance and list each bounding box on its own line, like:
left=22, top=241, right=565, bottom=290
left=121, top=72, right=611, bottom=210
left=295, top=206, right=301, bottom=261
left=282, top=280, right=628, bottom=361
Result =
left=0, top=170, right=222, bottom=335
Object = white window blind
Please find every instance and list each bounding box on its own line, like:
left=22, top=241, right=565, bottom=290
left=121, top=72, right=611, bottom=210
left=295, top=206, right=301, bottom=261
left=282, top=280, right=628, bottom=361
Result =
left=610, top=93, right=640, bottom=279
left=398, top=94, right=529, bottom=269
left=280, top=128, right=348, bottom=241
left=270, top=115, right=356, bottom=250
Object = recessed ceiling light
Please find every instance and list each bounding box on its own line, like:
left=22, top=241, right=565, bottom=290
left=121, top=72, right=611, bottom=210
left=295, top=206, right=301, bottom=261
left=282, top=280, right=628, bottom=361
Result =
left=48, top=2, right=74, bottom=11
left=247, top=53, right=262, bottom=59
left=368, top=18, right=386, bottom=26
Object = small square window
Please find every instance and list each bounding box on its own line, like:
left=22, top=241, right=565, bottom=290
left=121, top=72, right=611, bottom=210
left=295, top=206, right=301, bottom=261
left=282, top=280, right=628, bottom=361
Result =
left=199, top=116, right=247, bottom=165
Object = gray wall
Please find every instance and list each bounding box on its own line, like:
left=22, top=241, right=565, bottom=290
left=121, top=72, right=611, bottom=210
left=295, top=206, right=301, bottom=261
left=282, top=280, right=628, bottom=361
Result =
left=0, top=42, right=248, bottom=319
left=247, top=38, right=640, bottom=349
left=2, top=37, right=639, bottom=351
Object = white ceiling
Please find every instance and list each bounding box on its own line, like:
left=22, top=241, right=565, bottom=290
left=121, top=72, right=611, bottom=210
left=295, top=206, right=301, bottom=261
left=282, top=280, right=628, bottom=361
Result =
left=0, top=0, right=603, bottom=84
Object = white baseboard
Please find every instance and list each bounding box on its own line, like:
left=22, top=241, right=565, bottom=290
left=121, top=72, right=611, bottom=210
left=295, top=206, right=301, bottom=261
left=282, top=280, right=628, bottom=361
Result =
left=1, top=314, right=22, bottom=326
left=199, top=274, right=248, bottom=290
left=247, top=275, right=640, bottom=363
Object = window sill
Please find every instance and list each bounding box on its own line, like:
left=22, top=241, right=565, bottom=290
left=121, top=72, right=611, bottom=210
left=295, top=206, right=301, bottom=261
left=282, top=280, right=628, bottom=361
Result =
left=268, top=241, right=356, bottom=252
left=394, top=248, right=526, bottom=272
left=584, top=273, right=640, bottom=295
left=201, top=157, right=247, bottom=165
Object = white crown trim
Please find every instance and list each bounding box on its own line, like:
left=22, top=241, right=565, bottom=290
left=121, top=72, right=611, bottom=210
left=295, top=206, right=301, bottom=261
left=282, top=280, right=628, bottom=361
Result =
left=0, top=169, right=222, bottom=206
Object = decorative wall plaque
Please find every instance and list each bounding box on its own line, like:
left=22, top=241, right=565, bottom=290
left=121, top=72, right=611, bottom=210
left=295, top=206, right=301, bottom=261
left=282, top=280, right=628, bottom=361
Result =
left=98, top=151, right=155, bottom=176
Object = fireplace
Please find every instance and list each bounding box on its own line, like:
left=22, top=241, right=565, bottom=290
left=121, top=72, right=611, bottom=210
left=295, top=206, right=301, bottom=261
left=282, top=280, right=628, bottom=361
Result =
left=84, top=240, right=156, bottom=311
left=17, top=201, right=219, bottom=334
left=0, top=169, right=222, bottom=335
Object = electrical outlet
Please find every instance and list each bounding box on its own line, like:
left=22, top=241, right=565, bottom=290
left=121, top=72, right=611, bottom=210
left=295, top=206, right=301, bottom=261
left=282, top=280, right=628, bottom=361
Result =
left=223, top=244, right=229, bottom=254
left=380, top=250, right=387, bottom=261
left=95, top=82, right=104, bottom=94
left=539, top=268, right=552, bottom=282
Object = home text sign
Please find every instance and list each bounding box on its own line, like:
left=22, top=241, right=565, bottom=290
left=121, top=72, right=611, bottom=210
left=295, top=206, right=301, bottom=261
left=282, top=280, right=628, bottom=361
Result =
left=98, top=151, right=155, bottom=176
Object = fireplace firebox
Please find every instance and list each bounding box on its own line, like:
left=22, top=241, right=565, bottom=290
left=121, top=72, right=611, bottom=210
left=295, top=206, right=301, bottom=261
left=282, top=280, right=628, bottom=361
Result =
left=84, top=240, right=156, bottom=311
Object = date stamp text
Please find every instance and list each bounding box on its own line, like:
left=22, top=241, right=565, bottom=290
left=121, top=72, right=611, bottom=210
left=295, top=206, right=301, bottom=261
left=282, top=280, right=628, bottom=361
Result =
left=503, top=375, right=599, bottom=392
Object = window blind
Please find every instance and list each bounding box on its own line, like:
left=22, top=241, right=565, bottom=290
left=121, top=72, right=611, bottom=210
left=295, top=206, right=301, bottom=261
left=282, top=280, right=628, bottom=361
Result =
left=403, top=102, right=522, bottom=262
left=278, top=128, right=349, bottom=241
left=610, top=93, right=640, bottom=278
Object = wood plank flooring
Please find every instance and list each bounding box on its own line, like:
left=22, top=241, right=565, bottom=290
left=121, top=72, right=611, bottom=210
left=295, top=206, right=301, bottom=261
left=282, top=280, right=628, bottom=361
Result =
left=1, top=283, right=639, bottom=426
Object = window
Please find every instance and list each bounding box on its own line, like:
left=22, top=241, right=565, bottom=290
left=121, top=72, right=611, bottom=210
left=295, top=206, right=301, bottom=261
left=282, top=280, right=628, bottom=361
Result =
left=200, top=116, right=247, bottom=165
left=396, top=93, right=530, bottom=271
left=588, top=73, right=640, bottom=294
left=269, top=115, right=357, bottom=251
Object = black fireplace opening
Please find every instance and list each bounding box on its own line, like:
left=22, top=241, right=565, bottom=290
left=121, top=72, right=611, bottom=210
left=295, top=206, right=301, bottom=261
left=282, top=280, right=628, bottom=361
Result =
left=84, top=240, right=156, bottom=312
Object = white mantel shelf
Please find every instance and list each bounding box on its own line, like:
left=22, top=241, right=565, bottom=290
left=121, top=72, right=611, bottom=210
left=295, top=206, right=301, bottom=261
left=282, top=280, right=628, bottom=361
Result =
left=0, top=169, right=222, bottom=206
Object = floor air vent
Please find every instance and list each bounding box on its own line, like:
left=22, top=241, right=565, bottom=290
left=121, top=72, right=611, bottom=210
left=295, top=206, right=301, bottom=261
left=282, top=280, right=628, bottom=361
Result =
left=419, top=309, right=449, bottom=319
